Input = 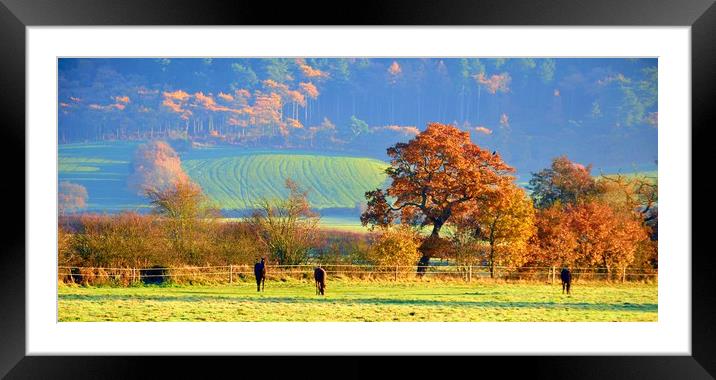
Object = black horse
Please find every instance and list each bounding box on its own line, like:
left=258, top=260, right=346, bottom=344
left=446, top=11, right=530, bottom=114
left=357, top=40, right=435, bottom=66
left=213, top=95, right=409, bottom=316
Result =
left=560, top=267, right=572, bottom=294
left=314, top=266, right=326, bottom=295
left=254, top=258, right=266, bottom=292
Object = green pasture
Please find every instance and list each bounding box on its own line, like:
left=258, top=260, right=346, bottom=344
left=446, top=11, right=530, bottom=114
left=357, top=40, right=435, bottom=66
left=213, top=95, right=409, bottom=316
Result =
left=58, top=141, right=388, bottom=215
left=58, top=280, right=657, bottom=322
left=182, top=152, right=388, bottom=210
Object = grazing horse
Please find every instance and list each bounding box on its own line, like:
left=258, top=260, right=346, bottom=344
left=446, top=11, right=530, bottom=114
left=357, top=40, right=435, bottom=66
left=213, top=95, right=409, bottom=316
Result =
left=560, top=267, right=572, bottom=294
left=254, top=258, right=266, bottom=292
left=314, top=266, right=327, bottom=295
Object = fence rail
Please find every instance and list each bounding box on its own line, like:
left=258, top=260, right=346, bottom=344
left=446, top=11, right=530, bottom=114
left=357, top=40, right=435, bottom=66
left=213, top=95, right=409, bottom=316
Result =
left=58, top=264, right=657, bottom=285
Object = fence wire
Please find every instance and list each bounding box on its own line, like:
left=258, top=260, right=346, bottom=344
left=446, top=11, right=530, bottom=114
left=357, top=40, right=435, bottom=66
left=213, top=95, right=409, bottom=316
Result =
left=58, top=264, right=657, bottom=284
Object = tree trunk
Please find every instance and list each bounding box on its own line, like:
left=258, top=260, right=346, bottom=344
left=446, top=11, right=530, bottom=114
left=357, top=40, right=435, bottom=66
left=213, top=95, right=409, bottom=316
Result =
left=489, top=243, right=495, bottom=279
left=417, top=222, right=444, bottom=276
left=604, top=257, right=611, bottom=282
left=489, top=219, right=497, bottom=278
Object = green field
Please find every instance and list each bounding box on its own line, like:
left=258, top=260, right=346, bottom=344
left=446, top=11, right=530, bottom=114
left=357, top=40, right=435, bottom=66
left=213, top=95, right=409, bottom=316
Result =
left=58, top=141, right=388, bottom=215
left=58, top=280, right=657, bottom=322
left=182, top=152, right=388, bottom=210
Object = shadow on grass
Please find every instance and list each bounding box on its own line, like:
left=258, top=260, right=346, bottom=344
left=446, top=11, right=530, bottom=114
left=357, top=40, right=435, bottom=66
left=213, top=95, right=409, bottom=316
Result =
left=59, top=293, right=657, bottom=313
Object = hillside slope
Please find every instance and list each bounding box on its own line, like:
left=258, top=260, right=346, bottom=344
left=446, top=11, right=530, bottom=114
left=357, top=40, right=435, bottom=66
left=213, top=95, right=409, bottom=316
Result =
left=182, top=153, right=388, bottom=210
left=58, top=142, right=388, bottom=212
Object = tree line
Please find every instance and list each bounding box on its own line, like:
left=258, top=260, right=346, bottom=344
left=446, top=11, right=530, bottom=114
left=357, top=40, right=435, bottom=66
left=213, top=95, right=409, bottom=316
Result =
left=59, top=58, right=657, bottom=168
left=361, top=123, right=657, bottom=278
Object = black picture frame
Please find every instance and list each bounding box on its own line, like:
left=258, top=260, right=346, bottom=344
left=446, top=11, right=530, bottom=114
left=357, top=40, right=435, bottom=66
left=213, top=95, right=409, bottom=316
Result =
left=2, top=0, right=714, bottom=378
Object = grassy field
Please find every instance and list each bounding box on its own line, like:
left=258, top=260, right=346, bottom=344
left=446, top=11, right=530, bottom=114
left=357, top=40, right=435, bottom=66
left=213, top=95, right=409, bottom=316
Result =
left=182, top=151, right=388, bottom=210
left=58, top=141, right=388, bottom=215
left=58, top=280, right=657, bottom=322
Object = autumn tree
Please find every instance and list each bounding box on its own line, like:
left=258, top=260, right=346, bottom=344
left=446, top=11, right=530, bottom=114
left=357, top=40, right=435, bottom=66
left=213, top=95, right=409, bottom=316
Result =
left=449, top=228, right=487, bottom=273
left=58, top=181, right=88, bottom=216
left=594, top=172, right=658, bottom=269
left=366, top=225, right=422, bottom=274
left=361, top=122, right=515, bottom=272
left=570, top=200, right=649, bottom=279
left=528, top=204, right=579, bottom=268
left=250, top=91, right=284, bottom=140
left=528, top=155, right=602, bottom=209
left=247, top=179, right=322, bottom=265
left=299, top=82, right=319, bottom=121
left=529, top=200, right=650, bottom=279
left=455, top=185, right=536, bottom=277
left=127, top=140, right=190, bottom=195
left=145, top=179, right=218, bottom=264
left=598, top=172, right=658, bottom=239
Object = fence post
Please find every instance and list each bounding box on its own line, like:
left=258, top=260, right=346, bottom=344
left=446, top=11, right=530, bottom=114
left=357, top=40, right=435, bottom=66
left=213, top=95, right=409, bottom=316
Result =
left=394, top=265, right=398, bottom=281
left=468, top=265, right=472, bottom=282
left=621, top=267, right=626, bottom=283
left=229, top=265, right=233, bottom=284
left=551, top=266, right=555, bottom=284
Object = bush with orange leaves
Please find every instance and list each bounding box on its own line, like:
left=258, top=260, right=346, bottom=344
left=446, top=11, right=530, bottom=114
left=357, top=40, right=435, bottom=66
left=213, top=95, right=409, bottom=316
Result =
left=366, top=225, right=421, bottom=273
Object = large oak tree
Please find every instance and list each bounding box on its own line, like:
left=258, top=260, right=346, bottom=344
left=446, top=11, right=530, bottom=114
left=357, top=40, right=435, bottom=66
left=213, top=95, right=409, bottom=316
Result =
left=361, top=122, right=514, bottom=271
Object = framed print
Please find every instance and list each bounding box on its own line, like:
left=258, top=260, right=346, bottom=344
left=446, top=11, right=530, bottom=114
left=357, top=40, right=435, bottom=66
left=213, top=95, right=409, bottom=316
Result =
left=2, top=0, right=715, bottom=378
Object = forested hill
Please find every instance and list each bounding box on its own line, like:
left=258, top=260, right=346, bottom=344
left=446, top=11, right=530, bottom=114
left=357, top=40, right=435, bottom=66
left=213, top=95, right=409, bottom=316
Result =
left=59, top=58, right=658, bottom=177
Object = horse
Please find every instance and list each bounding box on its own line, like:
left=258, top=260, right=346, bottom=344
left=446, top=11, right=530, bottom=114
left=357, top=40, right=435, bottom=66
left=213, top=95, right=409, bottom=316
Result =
left=560, top=267, right=572, bottom=295
left=314, top=266, right=326, bottom=295
left=254, top=258, right=266, bottom=292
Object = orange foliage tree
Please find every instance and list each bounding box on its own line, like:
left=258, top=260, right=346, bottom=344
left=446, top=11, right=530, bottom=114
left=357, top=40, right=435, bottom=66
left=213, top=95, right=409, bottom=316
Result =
left=361, top=122, right=515, bottom=272
left=528, top=155, right=602, bottom=209
left=529, top=200, right=650, bottom=279
left=456, top=185, right=536, bottom=277
left=250, top=92, right=284, bottom=139
left=570, top=200, right=649, bottom=278
left=529, top=204, right=578, bottom=268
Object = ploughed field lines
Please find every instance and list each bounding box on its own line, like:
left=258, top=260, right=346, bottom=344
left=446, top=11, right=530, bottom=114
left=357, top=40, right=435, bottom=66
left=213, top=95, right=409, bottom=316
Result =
left=58, top=141, right=389, bottom=214
left=182, top=153, right=388, bottom=210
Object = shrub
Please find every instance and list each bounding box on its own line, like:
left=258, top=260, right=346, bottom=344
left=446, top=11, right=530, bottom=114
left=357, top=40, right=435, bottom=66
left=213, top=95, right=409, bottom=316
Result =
left=366, top=226, right=421, bottom=273
left=247, top=179, right=322, bottom=265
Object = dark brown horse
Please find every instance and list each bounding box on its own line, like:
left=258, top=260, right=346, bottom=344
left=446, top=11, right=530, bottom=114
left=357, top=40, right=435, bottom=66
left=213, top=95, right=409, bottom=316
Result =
left=560, top=267, right=572, bottom=294
left=254, top=258, right=266, bottom=292
left=314, top=266, right=326, bottom=295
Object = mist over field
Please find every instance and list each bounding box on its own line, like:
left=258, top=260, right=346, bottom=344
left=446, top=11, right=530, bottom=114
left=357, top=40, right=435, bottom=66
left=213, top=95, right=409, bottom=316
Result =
left=58, top=58, right=657, bottom=215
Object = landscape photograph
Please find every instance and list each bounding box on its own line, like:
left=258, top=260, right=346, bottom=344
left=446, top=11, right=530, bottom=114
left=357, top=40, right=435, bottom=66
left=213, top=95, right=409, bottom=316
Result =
left=57, top=57, right=658, bottom=322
